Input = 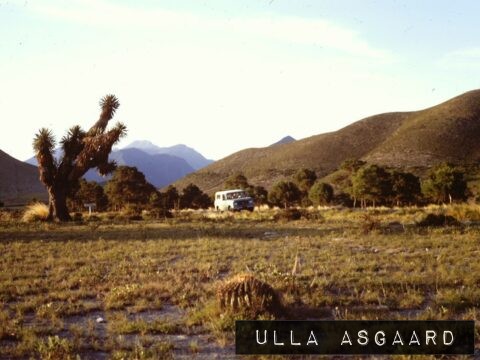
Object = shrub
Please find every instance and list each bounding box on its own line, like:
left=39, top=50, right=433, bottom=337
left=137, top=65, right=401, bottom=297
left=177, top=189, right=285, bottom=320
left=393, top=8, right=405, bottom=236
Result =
left=147, top=208, right=173, bottom=219
left=309, top=182, right=334, bottom=205
left=121, top=203, right=143, bottom=217
left=86, top=215, right=101, bottom=222
left=128, top=215, right=143, bottom=221
left=447, top=204, right=480, bottom=222
left=361, top=213, right=380, bottom=234
left=72, top=212, right=83, bottom=222
left=421, top=163, right=467, bottom=204
left=417, top=213, right=460, bottom=227
left=180, top=184, right=212, bottom=209
left=105, top=166, right=156, bottom=210
left=274, top=208, right=303, bottom=221
left=0, top=210, right=15, bottom=222
left=333, top=192, right=354, bottom=207
left=303, top=209, right=325, bottom=221
left=268, top=181, right=301, bottom=209
left=22, top=202, right=49, bottom=222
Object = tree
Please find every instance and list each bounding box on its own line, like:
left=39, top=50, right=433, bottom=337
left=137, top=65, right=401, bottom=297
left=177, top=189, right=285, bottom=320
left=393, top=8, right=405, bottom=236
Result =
left=163, top=185, right=180, bottom=210
left=294, top=168, right=317, bottom=206
left=148, top=191, right=163, bottom=209
left=350, top=164, right=392, bottom=208
left=268, top=181, right=301, bottom=209
left=391, top=171, right=421, bottom=206
left=68, top=179, right=108, bottom=212
left=105, top=166, right=156, bottom=209
left=180, top=184, right=212, bottom=209
left=309, top=181, right=334, bottom=206
left=148, top=191, right=172, bottom=219
left=251, top=185, right=268, bottom=205
left=224, top=172, right=251, bottom=190
left=421, top=163, right=467, bottom=204
left=294, top=168, right=317, bottom=193
left=148, top=186, right=179, bottom=218
left=33, top=95, right=126, bottom=221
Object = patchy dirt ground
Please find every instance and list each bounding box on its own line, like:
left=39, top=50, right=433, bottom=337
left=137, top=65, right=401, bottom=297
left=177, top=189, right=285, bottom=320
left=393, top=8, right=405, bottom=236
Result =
left=1, top=207, right=480, bottom=358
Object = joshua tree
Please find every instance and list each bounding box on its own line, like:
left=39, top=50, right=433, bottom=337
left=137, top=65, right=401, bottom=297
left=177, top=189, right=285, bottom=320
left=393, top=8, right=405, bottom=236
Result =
left=33, top=95, right=127, bottom=221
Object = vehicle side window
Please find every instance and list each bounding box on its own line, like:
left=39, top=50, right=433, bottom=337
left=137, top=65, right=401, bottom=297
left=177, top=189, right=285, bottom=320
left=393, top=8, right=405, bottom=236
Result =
left=222, top=195, right=226, bottom=200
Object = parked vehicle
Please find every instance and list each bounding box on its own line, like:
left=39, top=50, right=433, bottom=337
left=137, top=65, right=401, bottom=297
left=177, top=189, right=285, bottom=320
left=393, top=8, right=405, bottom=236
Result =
left=214, top=189, right=254, bottom=211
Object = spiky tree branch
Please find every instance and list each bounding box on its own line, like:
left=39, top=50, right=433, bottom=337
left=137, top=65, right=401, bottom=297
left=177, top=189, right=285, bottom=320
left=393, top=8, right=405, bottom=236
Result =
left=34, top=95, right=127, bottom=221
left=88, top=94, right=120, bottom=135
left=69, top=121, right=127, bottom=180
left=33, top=128, right=57, bottom=187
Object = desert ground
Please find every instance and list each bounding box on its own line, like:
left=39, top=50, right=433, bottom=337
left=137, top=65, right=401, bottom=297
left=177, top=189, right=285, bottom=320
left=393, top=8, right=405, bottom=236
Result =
left=1, top=205, right=479, bottom=359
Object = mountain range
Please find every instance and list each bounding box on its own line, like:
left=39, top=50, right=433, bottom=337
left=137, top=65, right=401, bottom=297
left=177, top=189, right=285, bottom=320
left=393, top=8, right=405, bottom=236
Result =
left=25, top=142, right=214, bottom=188
left=174, top=89, right=480, bottom=193
left=3, top=89, right=480, bottom=204
left=124, top=141, right=213, bottom=170
left=82, top=148, right=194, bottom=187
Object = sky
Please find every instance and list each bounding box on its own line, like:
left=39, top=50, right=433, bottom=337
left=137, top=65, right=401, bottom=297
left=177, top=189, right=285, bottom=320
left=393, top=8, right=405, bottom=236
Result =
left=1, top=0, right=480, bottom=162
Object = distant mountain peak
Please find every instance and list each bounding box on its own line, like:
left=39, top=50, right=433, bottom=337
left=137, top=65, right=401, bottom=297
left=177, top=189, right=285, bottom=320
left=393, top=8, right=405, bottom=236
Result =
left=127, top=140, right=157, bottom=148
left=83, top=148, right=194, bottom=188
left=123, top=140, right=213, bottom=170
left=270, top=135, right=296, bottom=146
left=24, top=139, right=214, bottom=190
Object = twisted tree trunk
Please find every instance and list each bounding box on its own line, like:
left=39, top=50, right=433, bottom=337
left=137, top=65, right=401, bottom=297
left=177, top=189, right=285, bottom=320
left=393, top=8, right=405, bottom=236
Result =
left=47, top=185, right=71, bottom=221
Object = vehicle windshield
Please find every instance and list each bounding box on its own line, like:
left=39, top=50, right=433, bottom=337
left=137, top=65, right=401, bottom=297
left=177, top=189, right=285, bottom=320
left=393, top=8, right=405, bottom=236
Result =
left=225, top=191, right=248, bottom=200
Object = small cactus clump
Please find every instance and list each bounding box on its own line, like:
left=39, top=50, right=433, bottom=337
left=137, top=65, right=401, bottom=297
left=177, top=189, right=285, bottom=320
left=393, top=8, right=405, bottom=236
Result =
left=217, top=274, right=282, bottom=317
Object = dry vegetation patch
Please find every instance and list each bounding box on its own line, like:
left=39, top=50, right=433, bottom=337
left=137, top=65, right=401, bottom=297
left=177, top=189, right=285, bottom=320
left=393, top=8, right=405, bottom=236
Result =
left=1, top=206, right=480, bottom=357
left=21, top=203, right=49, bottom=222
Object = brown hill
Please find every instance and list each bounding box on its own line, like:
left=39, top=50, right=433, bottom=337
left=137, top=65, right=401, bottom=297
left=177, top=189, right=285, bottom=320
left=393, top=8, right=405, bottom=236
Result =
left=0, top=150, right=47, bottom=205
left=365, top=89, right=480, bottom=166
left=175, top=89, right=480, bottom=193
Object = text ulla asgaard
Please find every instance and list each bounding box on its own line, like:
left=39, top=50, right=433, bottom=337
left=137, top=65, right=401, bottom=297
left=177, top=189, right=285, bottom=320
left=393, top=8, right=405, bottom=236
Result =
left=255, top=329, right=455, bottom=347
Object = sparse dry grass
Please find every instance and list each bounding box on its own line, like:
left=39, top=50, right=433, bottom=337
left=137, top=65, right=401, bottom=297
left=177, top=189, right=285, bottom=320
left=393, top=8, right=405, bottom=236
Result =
left=21, top=202, right=49, bottom=222
left=1, top=205, right=480, bottom=358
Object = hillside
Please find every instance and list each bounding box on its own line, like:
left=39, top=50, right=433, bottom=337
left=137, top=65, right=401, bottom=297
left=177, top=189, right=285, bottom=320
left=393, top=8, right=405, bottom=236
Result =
left=0, top=149, right=47, bottom=205
left=174, top=89, right=480, bottom=193
left=365, top=90, right=480, bottom=166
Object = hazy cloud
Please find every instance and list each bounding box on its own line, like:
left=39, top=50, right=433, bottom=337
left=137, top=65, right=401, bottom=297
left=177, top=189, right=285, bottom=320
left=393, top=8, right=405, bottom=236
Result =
left=25, top=0, right=391, bottom=60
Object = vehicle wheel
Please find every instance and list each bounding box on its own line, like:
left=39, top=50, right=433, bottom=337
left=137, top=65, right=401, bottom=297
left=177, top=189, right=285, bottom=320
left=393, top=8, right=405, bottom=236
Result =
left=228, top=206, right=231, bottom=211
left=216, top=206, right=220, bottom=211
left=248, top=208, right=254, bottom=212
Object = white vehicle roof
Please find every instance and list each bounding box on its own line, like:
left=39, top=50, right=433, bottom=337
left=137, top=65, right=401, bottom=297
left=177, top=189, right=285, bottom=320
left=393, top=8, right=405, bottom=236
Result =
left=215, top=189, right=245, bottom=195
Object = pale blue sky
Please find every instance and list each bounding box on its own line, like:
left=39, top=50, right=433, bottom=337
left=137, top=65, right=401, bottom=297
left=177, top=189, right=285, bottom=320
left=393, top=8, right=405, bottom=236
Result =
left=1, top=0, right=480, bottom=161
